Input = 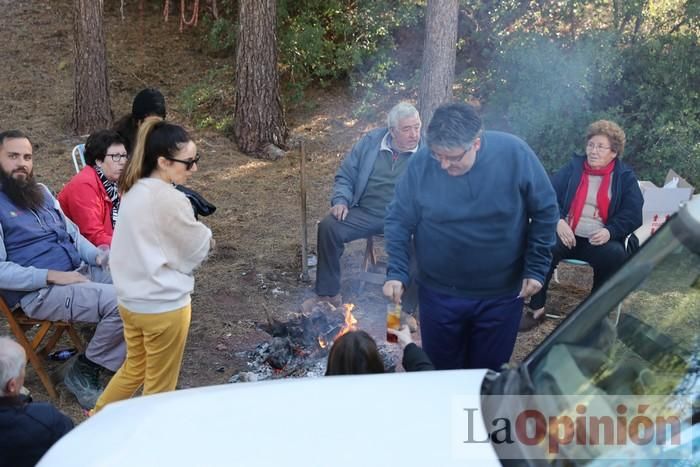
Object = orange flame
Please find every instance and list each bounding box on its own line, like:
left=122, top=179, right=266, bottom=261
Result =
left=334, top=303, right=357, bottom=341
left=318, top=336, right=327, bottom=349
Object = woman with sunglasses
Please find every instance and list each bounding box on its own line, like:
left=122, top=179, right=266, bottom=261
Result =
left=58, top=130, right=128, bottom=247
left=520, top=120, right=643, bottom=331
left=91, top=117, right=213, bottom=413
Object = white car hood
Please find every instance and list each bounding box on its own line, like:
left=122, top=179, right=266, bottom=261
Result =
left=40, top=369, right=499, bottom=466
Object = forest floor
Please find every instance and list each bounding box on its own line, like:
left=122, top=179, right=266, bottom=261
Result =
left=0, top=0, right=590, bottom=423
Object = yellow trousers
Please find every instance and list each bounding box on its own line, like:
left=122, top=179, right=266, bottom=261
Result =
left=93, top=304, right=191, bottom=413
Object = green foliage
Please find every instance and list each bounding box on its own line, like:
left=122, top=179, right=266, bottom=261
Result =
left=184, top=0, right=699, bottom=186
left=479, top=32, right=624, bottom=170
left=201, top=16, right=237, bottom=56
left=277, top=0, right=423, bottom=98
left=193, top=0, right=422, bottom=101
left=195, top=0, right=238, bottom=57
left=177, top=66, right=235, bottom=132
left=475, top=1, right=700, bottom=185
left=618, top=34, right=700, bottom=182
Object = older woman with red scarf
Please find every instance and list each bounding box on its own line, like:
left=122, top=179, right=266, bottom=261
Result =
left=520, top=120, right=643, bottom=331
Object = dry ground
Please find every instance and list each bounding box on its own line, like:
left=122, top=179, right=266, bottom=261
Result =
left=0, top=0, right=590, bottom=423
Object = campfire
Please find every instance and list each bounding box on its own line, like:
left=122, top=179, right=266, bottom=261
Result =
left=229, top=301, right=398, bottom=383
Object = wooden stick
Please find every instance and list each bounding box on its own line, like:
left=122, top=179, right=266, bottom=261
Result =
left=299, top=141, right=310, bottom=282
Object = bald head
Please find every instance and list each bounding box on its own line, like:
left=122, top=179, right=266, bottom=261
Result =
left=0, top=336, right=26, bottom=396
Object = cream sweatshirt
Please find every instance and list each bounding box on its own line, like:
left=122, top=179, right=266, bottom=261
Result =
left=111, top=178, right=212, bottom=314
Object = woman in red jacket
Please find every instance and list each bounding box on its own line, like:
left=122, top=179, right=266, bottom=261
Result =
left=58, top=130, right=128, bottom=246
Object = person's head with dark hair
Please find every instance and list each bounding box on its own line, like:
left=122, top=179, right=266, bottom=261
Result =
left=119, top=116, right=198, bottom=193
left=426, top=102, right=484, bottom=177
left=0, top=130, right=45, bottom=210
left=114, top=88, right=167, bottom=153
left=84, top=130, right=128, bottom=182
left=132, top=88, right=166, bottom=121
left=325, top=330, right=385, bottom=376
left=0, top=130, right=31, bottom=147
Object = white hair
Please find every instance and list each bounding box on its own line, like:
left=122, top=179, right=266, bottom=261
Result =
left=387, top=102, right=419, bottom=129
left=0, top=336, right=25, bottom=395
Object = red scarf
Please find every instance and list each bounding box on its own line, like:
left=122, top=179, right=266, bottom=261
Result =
left=567, top=160, right=615, bottom=232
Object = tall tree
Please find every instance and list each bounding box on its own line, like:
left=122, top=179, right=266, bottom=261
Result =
left=233, top=0, right=287, bottom=158
left=72, top=0, right=112, bottom=134
left=418, top=0, right=459, bottom=127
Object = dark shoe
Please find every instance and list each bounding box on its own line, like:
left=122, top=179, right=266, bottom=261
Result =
left=63, top=355, right=103, bottom=409
left=519, top=312, right=545, bottom=332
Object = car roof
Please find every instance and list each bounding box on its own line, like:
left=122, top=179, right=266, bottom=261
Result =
left=40, top=369, right=498, bottom=467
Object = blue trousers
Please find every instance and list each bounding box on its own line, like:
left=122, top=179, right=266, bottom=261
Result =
left=418, top=285, right=523, bottom=371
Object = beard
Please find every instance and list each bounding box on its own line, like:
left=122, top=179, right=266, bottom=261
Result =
left=0, top=169, right=46, bottom=211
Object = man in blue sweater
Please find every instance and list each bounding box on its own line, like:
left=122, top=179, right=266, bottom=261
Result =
left=303, top=102, right=424, bottom=311
left=0, top=131, right=125, bottom=409
left=383, top=103, right=558, bottom=370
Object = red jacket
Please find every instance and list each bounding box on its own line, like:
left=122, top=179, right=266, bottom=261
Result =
left=58, top=166, right=114, bottom=246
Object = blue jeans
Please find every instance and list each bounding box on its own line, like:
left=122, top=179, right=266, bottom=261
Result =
left=418, top=285, right=523, bottom=371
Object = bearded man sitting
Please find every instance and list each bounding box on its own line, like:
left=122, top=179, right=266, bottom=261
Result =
left=0, top=130, right=125, bottom=409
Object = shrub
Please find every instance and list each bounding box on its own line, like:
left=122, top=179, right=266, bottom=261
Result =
left=616, top=34, right=700, bottom=184
left=479, top=29, right=700, bottom=185
left=177, top=66, right=235, bottom=131
left=277, top=0, right=422, bottom=98
left=479, top=32, right=623, bottom=170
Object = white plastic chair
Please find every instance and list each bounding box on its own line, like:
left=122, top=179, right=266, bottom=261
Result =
left=553, top=258, right=589, bottom=284
left=71, top=144, right=86, bottom=174
left=553, top=258, right=623, bottom=325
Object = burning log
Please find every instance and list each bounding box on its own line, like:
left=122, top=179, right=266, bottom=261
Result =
left=265, top=337, right=293, bottom=370
left=229, top=302, right=399, bottom=383
left=334, top=304, right=357, bottom=340
left=259, top=301, right=346, bottom=350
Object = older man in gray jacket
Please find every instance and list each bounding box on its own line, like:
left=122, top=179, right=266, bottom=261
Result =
left=304, top=103, right=423, bottom=310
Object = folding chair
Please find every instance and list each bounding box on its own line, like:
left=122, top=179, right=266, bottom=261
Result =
left=357, top=235, right=387, bottom=295
left=71, top=143, right=86, bottom=174
left=0, top=297, right=84, bottom=400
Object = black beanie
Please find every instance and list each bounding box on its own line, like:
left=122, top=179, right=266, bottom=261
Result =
left=132, top=88, right=166, bottom=120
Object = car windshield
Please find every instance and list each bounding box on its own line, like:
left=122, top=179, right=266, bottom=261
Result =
left=526, top=219, right=699, bottom=401
left=482, top=205, right=699, bottom=464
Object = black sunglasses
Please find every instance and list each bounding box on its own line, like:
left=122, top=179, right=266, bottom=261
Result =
left=164, top=155, right=200, bottom=170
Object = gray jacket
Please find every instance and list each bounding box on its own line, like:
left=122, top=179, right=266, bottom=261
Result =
left=0, top=185, right=100, bottom=303
left=330, top=127, right=425, bottom=207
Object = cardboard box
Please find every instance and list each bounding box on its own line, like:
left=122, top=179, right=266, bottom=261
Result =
left=635, top=170, right=695, bottom=243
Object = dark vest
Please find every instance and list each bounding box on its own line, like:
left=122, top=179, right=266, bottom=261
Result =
left=0, top=190, right=80, bottom=306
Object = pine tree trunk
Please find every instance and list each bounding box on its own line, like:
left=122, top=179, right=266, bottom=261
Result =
left=418, top=0, right=459, bottom=127
left=233, top=0, right=287, bottom=158
left=72, top=0, right=112, bottom=135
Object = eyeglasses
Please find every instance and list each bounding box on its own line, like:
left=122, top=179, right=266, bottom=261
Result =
left=430, top=142, right=475, bottom=164
left=164, top=155, right=200, bottom=170
left=586, top=142, right=611, bottom=152
left=106, top=153, right=129, bottom=162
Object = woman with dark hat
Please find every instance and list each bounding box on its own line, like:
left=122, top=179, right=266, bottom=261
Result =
left=114, top=88, right=216, bottom=219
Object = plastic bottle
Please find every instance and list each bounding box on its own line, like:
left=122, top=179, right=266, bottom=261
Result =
left=48, top=348, right=78, bottom=361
